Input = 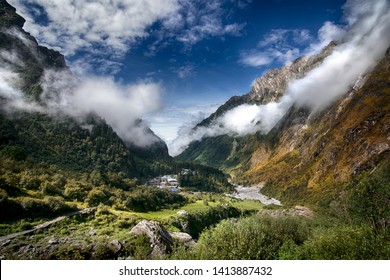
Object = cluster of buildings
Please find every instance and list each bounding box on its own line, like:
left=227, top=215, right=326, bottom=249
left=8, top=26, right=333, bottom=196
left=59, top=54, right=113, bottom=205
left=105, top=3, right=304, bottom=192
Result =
left=146, top=169, right=195, bottom=192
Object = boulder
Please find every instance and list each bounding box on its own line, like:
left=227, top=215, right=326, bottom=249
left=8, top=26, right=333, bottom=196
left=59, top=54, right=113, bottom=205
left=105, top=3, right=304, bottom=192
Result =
left=130, top=220, right=173, bottom=258
left=177, top=210, right=189, bottom=216
left=170, top=232, right=196, bottom=249
left=110, top=240, right=123, bottom=256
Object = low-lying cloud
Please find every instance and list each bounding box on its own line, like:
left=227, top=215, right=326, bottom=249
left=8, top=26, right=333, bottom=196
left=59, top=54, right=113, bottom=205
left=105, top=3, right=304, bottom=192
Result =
left=170, top=0, right=390, bottom=156
left=0, top=55, right=163, bottom=147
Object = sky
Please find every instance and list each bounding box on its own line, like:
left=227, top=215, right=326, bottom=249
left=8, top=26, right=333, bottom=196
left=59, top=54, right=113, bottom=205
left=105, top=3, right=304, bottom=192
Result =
left=7, top=0, right=353, bottom=150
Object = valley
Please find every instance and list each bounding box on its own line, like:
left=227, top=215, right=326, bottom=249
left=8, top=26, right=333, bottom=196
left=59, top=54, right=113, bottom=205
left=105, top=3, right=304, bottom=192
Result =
left=0, top=0, right=389, bottom=260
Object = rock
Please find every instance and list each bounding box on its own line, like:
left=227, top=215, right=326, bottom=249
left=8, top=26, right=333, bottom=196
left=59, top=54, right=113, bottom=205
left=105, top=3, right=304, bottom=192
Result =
left=110, top=240, right=123, bottom=255
left=292, top=206, right=314, bottom=218
left=48, top=237, right=59, bottom=245
left=1, top=240, right=11, bottom=247
left=130, top=220, right=173, bottom=258
left=89, top=227, right=97, bottom=236
left=177, top=210, right=189, bottom=216
left=170, top=232, right=196, bottom=249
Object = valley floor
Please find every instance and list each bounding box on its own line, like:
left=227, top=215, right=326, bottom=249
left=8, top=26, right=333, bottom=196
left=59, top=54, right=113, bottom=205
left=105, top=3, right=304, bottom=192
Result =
left=227, top=183, right=282, bottom=206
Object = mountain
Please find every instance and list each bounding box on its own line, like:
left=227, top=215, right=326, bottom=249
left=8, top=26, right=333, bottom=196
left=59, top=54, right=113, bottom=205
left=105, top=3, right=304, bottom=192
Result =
left=0, top=0, right=169, bottom=179
left=177, top=42, right=390, bottom=205
left=176, top=42, right=338, bottom=171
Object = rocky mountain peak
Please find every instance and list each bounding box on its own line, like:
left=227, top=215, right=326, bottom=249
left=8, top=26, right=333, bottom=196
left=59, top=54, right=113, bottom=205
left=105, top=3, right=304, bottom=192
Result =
left=249, top=41, right=337, bottom=104
left=0, top=0, right=25, bottom=28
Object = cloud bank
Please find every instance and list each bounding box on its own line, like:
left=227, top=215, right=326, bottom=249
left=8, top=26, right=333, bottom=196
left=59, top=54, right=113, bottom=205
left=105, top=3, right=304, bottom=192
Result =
left=9, top=0, right=245, bottom=74
left=0, top=48, right=163, bottom=147
left=171, top=0, right=390, bottom=156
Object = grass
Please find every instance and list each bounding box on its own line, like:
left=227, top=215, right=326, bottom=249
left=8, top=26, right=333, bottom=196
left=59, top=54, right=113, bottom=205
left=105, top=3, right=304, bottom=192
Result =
left=230, top=199, right=265, bottom=211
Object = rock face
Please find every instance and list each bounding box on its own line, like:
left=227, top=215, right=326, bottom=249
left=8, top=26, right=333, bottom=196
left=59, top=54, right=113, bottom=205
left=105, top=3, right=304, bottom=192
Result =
left=249, top=42, right=337, bottom=103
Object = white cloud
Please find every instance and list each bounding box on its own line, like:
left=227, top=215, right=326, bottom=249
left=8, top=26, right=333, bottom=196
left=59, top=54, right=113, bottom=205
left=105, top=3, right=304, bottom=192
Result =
left=240, top=28, right=313, bottom=67
left=0, top=53, right=164, bottom=147
left=163, top=0, right=246, bottom=46
left=173, top=64, right=196, bottom=79
left=145, top=103, right=221, bottom=149
left=239, top=20, right=346, bottom=68
left=41, top=70, right=164, bottom=147
left=239, top=51, right=272, bottom=67
left=306, top=21, right=346, bottom=54
left=8, top=0, right=180, bottom=57
left=9, top=0, right=245, bottom=74
left=172, top=0, right=390, bottom=156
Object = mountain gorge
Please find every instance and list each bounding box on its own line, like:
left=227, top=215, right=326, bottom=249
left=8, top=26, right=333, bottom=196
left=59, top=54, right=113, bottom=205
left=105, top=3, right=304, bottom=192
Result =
left=0, top=0, right=389, bottom=261
left=177, top=40, right=389, bottom=206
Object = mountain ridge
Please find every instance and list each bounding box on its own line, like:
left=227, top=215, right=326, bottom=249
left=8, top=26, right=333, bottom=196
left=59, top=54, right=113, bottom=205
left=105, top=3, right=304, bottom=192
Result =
left=0, top=0, right=170, bottom=178
left=177, top=40, right=390, bottom=205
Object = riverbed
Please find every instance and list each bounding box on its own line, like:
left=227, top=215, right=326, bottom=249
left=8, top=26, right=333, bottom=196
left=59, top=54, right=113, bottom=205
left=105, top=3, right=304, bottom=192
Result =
left=227, top=183, right=282, bottom=206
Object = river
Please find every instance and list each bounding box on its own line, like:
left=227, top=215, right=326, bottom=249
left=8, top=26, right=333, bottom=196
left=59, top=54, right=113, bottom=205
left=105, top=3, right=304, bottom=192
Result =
left=227, top=183, right=282, bottom=206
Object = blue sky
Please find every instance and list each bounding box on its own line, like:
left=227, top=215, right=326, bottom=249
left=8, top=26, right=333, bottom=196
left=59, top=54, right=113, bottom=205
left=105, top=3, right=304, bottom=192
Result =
left=9, top=0, right=347, bottom=144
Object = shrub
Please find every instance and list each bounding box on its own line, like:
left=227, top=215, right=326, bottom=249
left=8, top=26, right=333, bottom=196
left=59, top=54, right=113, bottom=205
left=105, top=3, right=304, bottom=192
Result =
left=86, top=188, right=108, bottom=206
left=125, top=187, right=187, bottom=212
left=190, top=215, right=308, bottom=260
left=300, top=225, right=388, bottom=259
left=64, top=183, right=88, bottom=202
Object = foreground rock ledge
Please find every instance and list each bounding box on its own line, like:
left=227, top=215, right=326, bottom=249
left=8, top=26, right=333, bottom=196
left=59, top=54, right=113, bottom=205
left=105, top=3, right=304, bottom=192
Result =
left=130, top=220, right=195, bottom=258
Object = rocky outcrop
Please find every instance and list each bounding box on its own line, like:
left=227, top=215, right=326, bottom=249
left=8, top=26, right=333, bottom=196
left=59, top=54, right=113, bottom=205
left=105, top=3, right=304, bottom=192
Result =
left=129, top=220, right=195, bottom=258
left=170, top=232, right=196, bottom=249
left=130, top=220, right=173, bottom=258
left=249, top=42, right=337, bottom=104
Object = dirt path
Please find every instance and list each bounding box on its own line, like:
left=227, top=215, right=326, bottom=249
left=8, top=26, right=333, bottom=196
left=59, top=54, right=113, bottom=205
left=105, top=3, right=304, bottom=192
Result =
left=0, top=207, right=96, bottom=243
left=227, top=183, right=282, bottom=206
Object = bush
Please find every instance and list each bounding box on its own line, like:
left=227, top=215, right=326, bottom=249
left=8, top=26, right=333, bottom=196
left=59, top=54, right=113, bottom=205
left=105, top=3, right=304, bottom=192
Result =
left=300, top=225, right=388, bottom=259
left=125, top=187, right=187, bottom=212
left=86, top=188, right=108, bottom=206
left=18, top=196, right=71, bottom=217
left=188, top=215, right=308, bottom=260
left=345, top=174, right=389, bottom=233
left=64, top=183, right=89, bottom=202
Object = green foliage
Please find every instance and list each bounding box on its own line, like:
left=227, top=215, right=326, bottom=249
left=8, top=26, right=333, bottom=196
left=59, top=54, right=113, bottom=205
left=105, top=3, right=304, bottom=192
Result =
left=120, top=234, right=153, bottom=260
left=180, top=215, right=308, bottom=260
left=0, top=145, right=27, bottom=161
left=173, top=205, right=243, bottom=239
left=86, top=188, right=109, bottom=207
left=125, top=187, right=187, bottom=212
left=344, top=173, right=389, bottom=233
left=300, top=225, right=389, bottom=259
left=63, top=182, right=89, bottom=202
left=17, top=196, right=73, bottom=218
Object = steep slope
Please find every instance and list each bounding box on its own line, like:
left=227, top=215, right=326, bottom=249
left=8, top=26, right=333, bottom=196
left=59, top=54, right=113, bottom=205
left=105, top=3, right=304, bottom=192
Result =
left=177, top=42, right=389, bottom=205
left=244, top=47, right=390, bottom=203
left=176, top=42, right=337, bottom=170
left=0, top=0, right=169, bottom=178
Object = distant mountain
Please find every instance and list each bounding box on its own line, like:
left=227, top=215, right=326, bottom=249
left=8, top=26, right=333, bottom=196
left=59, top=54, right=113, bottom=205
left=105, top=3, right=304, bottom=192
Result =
left=0, top=0, right=169, bottom=178
left=177, top=41, right=390, bottom=204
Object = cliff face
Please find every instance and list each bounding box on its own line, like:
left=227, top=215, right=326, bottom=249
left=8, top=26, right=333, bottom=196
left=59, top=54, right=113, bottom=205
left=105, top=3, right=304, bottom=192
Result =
left=249, top=42, right=337, bottom=104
